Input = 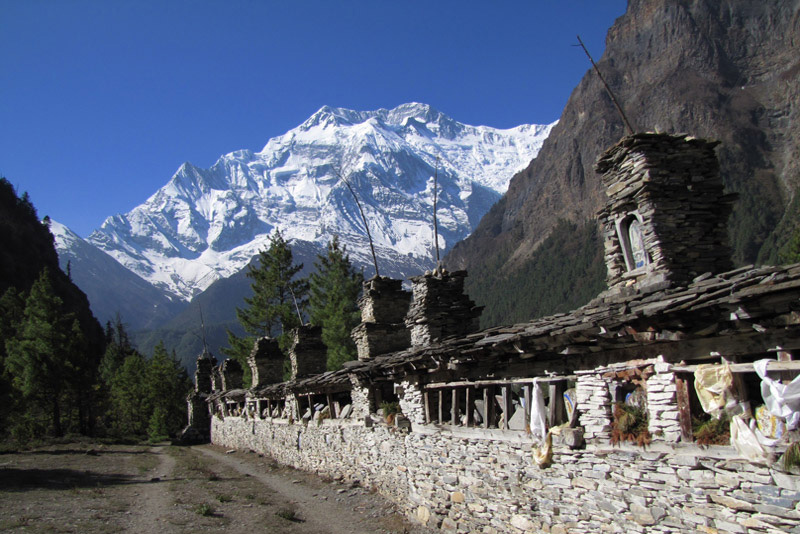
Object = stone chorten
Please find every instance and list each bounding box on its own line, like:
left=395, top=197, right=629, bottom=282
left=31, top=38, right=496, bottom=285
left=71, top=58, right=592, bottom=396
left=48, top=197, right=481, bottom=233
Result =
left=220, top=358, right=244, bottom=390
left=351, top=276, right=412, bottom=361
left=405, top=269, right=482, bottom=347
left=247, top=336, right=284, bottom=387
left=289, top=325, right=327, bottom=379
left=595, top=133, right=736, bottom=294
left=180, top=351, right=217, bottom=444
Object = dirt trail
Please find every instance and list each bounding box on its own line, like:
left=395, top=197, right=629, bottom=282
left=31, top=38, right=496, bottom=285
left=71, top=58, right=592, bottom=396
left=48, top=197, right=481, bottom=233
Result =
left=0, top=443, right=432, bottom=534
left=126, top=446, right=177, bottom=534
left=196, top=445, right=431, bottom=534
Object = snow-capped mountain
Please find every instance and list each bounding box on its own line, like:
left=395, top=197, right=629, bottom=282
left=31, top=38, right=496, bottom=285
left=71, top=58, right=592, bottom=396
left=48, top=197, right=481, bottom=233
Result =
left=87, top=103, right=554, bottom=302
left=50, top=220, right=184, bottom=330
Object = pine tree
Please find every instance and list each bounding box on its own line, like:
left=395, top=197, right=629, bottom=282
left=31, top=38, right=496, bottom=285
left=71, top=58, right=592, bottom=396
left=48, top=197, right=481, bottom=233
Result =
left=224, top=230, right=309, bottom=381
left=145, top=342, right=191, bottom=441
left=108, top=351, right=149, bottom=437
left=308, top=236, right=363, bottom=370
left=4, top=270, right=75, bottom=437
left=99, top=315, right=137, bottom=386
left=0, top=287, right=25, bottom=433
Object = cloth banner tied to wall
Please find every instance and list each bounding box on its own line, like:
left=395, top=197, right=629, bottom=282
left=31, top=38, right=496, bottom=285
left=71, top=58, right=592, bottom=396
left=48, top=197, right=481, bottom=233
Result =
left=730, top=414, right=772, bottom=465
left=754, top=359, right=800, bottom=430
left=529, top=381, right=552, bottom=467
left=530, top=381, right=547, bottom=442
left=694, top=363, right=737, bottom=418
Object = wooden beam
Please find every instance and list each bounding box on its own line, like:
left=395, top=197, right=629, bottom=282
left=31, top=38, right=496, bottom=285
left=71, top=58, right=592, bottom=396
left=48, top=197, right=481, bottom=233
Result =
left=671, top=360, right=800, bottom=373
left=675, top=374, right=693, bottom=443
left=425, top=376, right=575, bottom=389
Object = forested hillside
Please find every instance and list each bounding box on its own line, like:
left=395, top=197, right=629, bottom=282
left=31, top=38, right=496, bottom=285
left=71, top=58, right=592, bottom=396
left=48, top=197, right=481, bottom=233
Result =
left=448, top=0, right=800, bottom=327
left=0, top=178, right=189, bottom=442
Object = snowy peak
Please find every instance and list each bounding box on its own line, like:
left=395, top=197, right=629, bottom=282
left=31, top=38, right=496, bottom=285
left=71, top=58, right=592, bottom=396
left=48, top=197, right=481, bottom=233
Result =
left=86, top=103, right=555, bottom=302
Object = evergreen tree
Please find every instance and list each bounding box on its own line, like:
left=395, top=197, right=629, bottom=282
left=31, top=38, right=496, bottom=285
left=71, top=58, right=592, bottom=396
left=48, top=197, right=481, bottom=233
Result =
left=0, top=287, right=25, bottom=433
left=99, top=315, right=137, bottom=385
left=224, top=231, right=309, bottom=380
left=308, top=236, right=363, bottom=370
left=4, top=270, right=76, bottom=437
left=145, top=342, right=191, bottom=441
left=108, top=351, right=149, bottom=437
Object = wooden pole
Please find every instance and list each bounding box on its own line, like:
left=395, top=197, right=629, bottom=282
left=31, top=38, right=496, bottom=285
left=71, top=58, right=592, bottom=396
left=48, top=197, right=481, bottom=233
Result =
left=576, top=35, right=634, bottom=135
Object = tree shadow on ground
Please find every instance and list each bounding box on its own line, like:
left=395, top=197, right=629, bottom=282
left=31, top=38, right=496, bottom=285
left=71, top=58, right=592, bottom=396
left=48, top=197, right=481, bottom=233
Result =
left=0, top=467, right=175, bottom=492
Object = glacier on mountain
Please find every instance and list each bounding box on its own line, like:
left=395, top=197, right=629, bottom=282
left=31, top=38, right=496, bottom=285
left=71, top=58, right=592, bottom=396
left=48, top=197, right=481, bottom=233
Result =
left=87, top=103, right=554, bottom=301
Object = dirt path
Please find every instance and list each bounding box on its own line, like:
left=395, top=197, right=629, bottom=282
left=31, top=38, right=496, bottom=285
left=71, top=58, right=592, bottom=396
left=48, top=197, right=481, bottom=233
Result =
left=125, top=446, right=177, bottom=534
left=195, top=445, right=432, bottom=534
left=0, top=443, right=433, bottom=534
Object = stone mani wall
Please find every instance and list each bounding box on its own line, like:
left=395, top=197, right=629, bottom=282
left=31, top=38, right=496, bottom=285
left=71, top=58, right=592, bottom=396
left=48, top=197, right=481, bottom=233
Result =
left=211, top=414, right=800, bottom=533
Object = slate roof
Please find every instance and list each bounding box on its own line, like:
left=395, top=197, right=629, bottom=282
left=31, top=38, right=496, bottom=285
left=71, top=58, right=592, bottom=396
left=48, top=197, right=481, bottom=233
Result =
left=241, top=263, right=800, bottom=398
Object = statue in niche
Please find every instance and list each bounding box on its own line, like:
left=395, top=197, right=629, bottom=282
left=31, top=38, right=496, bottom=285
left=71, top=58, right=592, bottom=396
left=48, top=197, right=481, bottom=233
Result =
left=628, top=218, right=647, bottom=269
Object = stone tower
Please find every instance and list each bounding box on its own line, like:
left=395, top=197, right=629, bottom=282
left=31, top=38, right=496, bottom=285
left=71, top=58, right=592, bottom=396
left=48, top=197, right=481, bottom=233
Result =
left=247, top=337, right=284, bottom=387
left=405, top=269, right=482, bottom=347
left=289, top=325, right=327, bottom=379
left=595, top=133, right=736, bottom=294
left=351, top=276, right=411, bottom=361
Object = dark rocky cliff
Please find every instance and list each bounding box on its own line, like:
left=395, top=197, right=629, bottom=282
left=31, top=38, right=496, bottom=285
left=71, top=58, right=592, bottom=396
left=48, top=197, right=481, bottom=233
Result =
left=447, top=0, right=800, bottom=326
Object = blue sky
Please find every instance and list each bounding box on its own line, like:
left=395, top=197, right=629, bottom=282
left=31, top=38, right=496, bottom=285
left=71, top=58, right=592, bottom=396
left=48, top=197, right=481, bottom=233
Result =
left=1, top=1, right=627, bottom=237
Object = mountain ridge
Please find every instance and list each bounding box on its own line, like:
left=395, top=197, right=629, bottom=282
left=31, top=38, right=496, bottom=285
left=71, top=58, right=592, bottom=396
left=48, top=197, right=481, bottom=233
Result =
left=447, top=0, right=800, bottom=327
left=84, top=102, right=553, bottom=303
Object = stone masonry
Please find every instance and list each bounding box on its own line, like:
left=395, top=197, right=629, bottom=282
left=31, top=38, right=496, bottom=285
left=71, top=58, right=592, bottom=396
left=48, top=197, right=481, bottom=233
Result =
left=289, top=325, right=327, bottom=379
left=405, top=270, right=482, bottom=347
left=247, top=336, right=284, bottom=387
left=596, top=133, right=736, bottom=293
left=351, top=276, right=411, bottom=360
left=220, top=358, right=243, bottom=390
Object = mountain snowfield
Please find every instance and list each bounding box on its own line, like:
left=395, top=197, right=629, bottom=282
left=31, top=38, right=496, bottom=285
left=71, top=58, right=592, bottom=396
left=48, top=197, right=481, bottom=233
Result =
left=85, top=103, right=554, bottom=302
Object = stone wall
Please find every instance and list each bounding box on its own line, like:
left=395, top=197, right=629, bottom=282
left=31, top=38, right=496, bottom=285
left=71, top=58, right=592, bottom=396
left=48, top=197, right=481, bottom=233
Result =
left=212, top=416, right=800, bottom=533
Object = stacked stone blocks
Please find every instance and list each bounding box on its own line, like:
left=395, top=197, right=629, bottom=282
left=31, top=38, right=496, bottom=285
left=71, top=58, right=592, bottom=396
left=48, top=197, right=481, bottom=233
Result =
left=351, top=276, right=411, bottom=360
left=596, top=133, right=736, bottom=292
left=405, top=270, right=482, bottom=347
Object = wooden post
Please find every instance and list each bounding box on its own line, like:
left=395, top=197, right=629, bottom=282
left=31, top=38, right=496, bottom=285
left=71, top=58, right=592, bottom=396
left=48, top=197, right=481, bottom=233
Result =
left=466, top=387, right=476, bottom=427
left=502, top=386, right=512, bottom=430
left=778, top=350, right=795, bottom=383
left=327, top=394, right=337, bottom=419
left=523, top=384, right=532, bottom=430
left=722, top=355, right=748, bottom=403
left=438, top=390, right=444, bottom=424
left=675, top=374, right=693, bottom=443
left=424, top=390, right=431, bottom=424
left=548, top=381, right=566, bottom=427
left=483, top=387, right=491, bottom=428
left=451, top=388, right=459, bottom=426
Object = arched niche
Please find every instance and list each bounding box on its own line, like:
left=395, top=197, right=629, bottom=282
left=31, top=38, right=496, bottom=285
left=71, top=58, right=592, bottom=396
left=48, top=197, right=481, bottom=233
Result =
left=615, top=212, right=650, bottom=272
